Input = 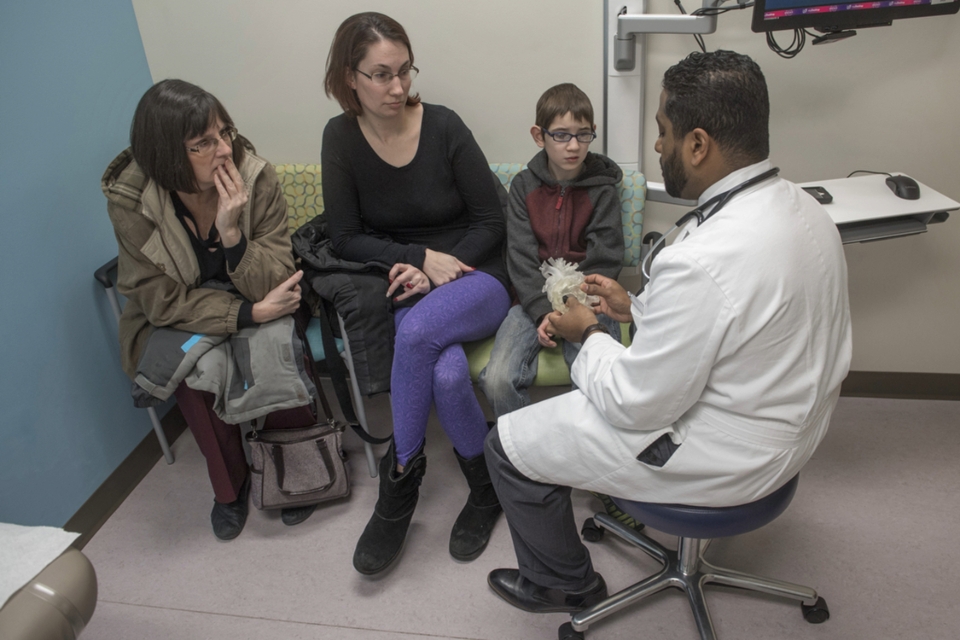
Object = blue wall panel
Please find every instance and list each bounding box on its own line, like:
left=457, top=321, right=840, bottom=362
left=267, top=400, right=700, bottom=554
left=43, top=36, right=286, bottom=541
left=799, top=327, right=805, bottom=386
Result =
left=0, top=1, right=156, bottom=525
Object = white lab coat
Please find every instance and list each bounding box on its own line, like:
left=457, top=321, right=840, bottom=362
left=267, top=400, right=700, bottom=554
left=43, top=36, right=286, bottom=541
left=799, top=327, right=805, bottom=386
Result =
left=498, top=160, right=852, bottom=506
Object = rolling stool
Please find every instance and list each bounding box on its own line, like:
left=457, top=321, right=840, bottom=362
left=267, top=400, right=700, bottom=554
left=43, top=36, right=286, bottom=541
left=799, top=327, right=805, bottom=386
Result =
left=562, top=475, right=828, bottom=640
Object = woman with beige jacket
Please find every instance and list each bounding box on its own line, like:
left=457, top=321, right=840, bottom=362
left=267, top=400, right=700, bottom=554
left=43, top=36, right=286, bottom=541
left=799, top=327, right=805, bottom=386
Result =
left=102, top=79, right=314, bottom=540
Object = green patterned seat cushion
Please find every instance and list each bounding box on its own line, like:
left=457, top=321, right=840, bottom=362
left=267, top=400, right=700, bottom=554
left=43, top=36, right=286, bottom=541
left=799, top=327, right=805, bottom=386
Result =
left=277, top=162, right=644, bottom=387
left=463, top=334, right=571, bottom=386
left=465, top=324, right=632, bottom=386
left=275, top=163, right=323, bottom=235
left=277, top=162, right=645, bottom=266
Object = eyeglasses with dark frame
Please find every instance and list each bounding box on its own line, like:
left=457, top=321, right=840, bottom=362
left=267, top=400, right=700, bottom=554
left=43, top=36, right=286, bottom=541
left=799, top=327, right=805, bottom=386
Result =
left=186, top=126, right=238, bottom=156
left=541, top=128, right=597, bottom=144
left=354, top=65, right=419, bottom=86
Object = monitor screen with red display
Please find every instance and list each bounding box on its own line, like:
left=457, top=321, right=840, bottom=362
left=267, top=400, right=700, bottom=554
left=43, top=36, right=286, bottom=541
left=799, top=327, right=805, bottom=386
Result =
left=752, top=0, right=959, bottom=33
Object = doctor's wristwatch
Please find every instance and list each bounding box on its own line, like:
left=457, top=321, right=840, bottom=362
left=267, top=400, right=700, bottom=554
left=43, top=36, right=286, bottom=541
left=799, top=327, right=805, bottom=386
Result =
left=580, top=323, right=612, bottom=344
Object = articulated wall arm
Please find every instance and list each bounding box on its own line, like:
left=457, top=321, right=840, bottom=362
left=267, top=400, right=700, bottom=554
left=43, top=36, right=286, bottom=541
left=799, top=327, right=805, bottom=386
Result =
left=614, top=1, right=722, bottom=71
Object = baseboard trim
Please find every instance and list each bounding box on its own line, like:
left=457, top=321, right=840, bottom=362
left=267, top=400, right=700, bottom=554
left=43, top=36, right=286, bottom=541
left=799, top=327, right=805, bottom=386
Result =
left=66, top=407, right=188, bottom=549
left=841, top=371, right=960, bottom=401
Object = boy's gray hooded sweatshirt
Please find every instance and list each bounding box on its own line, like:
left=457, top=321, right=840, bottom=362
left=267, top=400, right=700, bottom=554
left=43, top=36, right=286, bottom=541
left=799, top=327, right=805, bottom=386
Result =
left=505, top=149, right=624, bottom=323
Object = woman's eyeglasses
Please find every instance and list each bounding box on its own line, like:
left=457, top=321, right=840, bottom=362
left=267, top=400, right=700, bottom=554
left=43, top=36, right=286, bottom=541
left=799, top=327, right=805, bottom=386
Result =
left=187, top=126, right=238, bottom=156
left=354, top=66, right=419, bottom=86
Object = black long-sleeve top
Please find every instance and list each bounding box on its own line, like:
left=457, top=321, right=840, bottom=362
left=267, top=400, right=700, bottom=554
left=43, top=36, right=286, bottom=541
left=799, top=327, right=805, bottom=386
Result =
left=321, top=103, right=507, bottom=290
left=170, top=191, right=255, bottom=327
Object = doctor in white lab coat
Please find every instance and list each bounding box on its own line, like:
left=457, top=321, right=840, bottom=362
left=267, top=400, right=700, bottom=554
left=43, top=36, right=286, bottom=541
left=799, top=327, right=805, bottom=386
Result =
left=485, top=50, right=852, bottom=615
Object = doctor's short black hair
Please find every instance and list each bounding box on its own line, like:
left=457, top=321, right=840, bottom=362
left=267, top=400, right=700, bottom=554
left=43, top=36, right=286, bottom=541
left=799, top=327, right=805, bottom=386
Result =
left=129, top=79, right=249, bottom=193
left=661, top=50, right=769, bottom=164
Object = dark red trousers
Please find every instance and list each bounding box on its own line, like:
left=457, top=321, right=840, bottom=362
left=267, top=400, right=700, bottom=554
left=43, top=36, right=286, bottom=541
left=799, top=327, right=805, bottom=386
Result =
left=173, top=383, right=315, bottom=503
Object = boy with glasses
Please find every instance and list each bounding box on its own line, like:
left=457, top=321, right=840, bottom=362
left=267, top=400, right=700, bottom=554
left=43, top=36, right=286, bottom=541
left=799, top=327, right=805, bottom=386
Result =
left=479, top=83, right=624, bottom=418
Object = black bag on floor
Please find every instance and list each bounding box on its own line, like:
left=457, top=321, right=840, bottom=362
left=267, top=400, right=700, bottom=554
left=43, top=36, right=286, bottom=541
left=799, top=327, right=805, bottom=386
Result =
left=246, top=419, right=349, bottom=510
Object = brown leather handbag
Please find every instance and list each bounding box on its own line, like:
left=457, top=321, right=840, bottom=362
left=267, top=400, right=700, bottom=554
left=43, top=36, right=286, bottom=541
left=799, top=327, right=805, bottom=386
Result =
left=246, top=419, right=350, bottom=510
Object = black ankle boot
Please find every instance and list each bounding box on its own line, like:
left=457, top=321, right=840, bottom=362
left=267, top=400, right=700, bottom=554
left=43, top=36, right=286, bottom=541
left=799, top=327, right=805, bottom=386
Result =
left=449, top=449, right=502, bottom=561
left=353, top=441, right=427, bottom=575
left=211, top=476, right=249, bottom=541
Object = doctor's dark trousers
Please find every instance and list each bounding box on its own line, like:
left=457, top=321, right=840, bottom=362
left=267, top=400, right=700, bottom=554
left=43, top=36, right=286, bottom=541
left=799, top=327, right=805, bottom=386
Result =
left=485, top=425, right=599, bottom=591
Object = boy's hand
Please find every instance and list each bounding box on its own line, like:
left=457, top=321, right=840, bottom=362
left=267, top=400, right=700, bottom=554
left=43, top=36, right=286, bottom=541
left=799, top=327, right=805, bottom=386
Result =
left=537, top=315, right=557, bottom=348
left=387, top=263, right=430, bottom=301
left=581, top=274, right=632, bottom=323
left=546, top=297, right=598, bottom=344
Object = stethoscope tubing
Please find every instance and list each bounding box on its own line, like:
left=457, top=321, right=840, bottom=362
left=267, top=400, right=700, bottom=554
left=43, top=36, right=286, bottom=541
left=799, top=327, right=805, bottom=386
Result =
left=641, top=167, right=780, bottom=281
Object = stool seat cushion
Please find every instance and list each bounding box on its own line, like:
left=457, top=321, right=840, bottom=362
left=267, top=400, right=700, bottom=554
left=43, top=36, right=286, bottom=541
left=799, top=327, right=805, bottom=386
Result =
left=612, top=475, right=799, bottom=540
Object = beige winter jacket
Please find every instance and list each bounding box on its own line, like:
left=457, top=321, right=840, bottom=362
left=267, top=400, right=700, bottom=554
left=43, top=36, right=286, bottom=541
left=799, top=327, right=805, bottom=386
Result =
left=101, top=148, right=295, bottom=378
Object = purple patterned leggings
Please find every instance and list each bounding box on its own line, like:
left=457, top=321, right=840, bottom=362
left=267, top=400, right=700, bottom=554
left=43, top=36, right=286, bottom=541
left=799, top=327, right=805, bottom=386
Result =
left=392, top=271, right=510, bottom=466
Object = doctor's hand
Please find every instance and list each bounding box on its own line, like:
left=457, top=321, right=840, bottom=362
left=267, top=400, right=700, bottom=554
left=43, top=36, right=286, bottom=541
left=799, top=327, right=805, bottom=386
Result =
left=423, top=249, right=474, bottom=286
left=581, top=274, right=633, bottom=323
left=545, top=297, right=599, bottom=344
left=387, top=263, right=430, bottom=302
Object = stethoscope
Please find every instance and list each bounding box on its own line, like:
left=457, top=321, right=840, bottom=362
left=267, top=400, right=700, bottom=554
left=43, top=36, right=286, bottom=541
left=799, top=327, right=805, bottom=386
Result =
left=641, top=167, right=781, bottom=281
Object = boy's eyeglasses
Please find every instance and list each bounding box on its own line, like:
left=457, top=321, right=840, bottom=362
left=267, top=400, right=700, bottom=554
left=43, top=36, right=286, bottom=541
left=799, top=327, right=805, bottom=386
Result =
left=541, top=128, right=597, bottom=144
left=187, top=126, right=237, bottom=156
left=354, top=66, right=419, bottom=86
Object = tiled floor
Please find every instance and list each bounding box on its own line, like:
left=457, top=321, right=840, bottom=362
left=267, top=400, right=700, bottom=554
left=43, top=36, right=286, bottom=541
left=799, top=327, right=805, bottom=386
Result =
left=82, top=394, right=960, bottom=639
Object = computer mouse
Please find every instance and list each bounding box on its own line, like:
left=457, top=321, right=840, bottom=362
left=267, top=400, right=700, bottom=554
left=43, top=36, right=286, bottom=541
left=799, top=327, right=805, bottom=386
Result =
left=885, top=175, right=921, bottom=200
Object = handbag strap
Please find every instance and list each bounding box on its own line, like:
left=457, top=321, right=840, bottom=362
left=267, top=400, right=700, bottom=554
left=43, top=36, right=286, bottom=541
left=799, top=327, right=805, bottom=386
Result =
left=293, top=303, right=335, bottom=422
left=316, top=297, right=392, bottom=446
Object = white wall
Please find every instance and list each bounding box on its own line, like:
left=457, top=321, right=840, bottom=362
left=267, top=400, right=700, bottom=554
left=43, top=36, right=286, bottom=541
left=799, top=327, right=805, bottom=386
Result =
left=636, top=4, right=960, bottom=374
left=132, top=0, right=960, bottom=374
left=131, top=0, right=603, bottom=164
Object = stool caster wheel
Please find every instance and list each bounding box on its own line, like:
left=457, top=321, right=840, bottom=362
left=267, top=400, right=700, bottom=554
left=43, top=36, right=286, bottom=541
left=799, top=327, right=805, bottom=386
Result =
left=558, top=622, right=585, bottom=639
left=581, top=518, right=604, bottom=542
left=801, top=596, right=830, bottom=624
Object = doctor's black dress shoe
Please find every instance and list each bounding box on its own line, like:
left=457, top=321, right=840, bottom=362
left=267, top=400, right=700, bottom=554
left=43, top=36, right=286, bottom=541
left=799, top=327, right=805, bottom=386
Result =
left=487, top=569, right=608, bottom=613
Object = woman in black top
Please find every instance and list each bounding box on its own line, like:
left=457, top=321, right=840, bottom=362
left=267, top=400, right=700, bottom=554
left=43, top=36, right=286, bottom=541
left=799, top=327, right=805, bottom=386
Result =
left=322, top=12, right=510, bottom=574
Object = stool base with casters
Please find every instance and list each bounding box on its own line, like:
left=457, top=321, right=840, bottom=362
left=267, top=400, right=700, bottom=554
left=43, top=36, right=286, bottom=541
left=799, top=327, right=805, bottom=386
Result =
left=562, top=475, right=829, bottom=640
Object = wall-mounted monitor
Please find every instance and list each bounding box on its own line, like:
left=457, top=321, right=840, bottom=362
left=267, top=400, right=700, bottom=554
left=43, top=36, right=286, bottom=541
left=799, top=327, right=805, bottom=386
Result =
left=752, top=0, right=960, bottom=34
